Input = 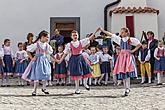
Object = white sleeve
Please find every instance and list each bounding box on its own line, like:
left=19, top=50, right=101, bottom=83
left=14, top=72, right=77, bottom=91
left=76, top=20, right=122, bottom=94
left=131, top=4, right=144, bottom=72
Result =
left=154, top=48, right=158, bottom=59
left=109, top=55, right=112, bottom=60
left=145, top=50, right=151, bottom=61
left=130, top=38, right=141, bottom=46
left=111, top=34, right=121, bottom=45
left=27, top=43, right=37, bottom=52
left=14, top=52, right=18, bottom=59
left=24, top=51, right=29, bottom=59
left=93, top=55, right=100, bottom=64
left=138, top=51, right=141, bottom=62
left=47, top=44, right=53, bottom=55
left=80, top=38, right=90, bottom=47
left=63, top=43, right=70, bottom=54
left=0, top=48, right=4, bottom=57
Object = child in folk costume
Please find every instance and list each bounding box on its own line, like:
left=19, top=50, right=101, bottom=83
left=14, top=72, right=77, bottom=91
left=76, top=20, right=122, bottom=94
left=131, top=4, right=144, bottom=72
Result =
left=98, top=46, right=112, bottom=86
left=100, top=27, right=141, bottom=96
left=53, top=45, right=67, bottom=86
left=96, top=45, right=103, bottom=58
left=56, top=30, right=97, bottom=94
left=14, top=42, right=28, bottom=86
left=138, top=41, right=151, bottom=84
left=89, top=47, right=101, bottom=85
left=22, top=30, right=53, bottom=96
left=112, top=45, right=122, bottom=86
left=154, top=40, right=165, bottom=85
left=3, top=39, right=14, bottom=86
left=81, top=45, right=92, bottom=85
left=65, top=51, right=72, bottom=86
left=0, top=47, right=4, bottom=84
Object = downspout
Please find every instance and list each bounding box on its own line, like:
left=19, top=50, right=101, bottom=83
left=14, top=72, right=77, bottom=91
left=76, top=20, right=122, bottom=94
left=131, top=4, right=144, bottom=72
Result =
left=104, top=0, right=121, bottom=30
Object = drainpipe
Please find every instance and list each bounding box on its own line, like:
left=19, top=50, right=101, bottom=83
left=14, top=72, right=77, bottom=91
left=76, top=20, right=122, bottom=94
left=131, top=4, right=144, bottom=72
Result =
left=104, top=0, right=121, bottom=30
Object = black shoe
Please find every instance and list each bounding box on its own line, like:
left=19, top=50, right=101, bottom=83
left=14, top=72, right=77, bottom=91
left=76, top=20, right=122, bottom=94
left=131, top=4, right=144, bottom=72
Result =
left=6, top=85, right=10, bottom=87
left=1, top=85, right=5, bottom=87
left=157, top=83, right=163, bottom=85
left=61, top=83, right=65, bottom=86
left=56, top=83, right=60, bottom=86
left=32, top=92, right=36, bottom=96
left=41, top=89, right=49, bottom=94
left=66, top=83, right=71, bottom=86
left=85, top=86, right=90, bottom=91
left=124, top=89, right=130, bottom=96
left=75, top=90, right=81, bottom=94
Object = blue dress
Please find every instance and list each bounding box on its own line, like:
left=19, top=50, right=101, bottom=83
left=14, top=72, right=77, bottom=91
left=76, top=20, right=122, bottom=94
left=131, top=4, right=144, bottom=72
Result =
left=68, top=42, right=92, bottom=80
left=54, top=53, right=67, bottom=78
left=23, top=42, right=52, bottom=81
left=15, top=51, right=28, bottom=76
left=154, top=48, right=165, bottom=73
left=3, top=46, right=13, bottom=74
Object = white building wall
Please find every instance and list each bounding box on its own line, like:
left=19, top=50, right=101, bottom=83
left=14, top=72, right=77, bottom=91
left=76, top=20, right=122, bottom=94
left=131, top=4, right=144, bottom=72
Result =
left=147, top=0, right=165, bottom=39
left=111, top=13, right=158, bottom=40
left=0, top=0, right=114, bottom=51
left=134, top=13, right=158, bottom=39
left=119, top=0, right=147, bottom=7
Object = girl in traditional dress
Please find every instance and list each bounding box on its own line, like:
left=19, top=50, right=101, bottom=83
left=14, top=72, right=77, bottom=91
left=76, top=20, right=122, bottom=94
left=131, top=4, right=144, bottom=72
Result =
left=0, top=47, right=4, bottom=86
left=56, top=30, right=98, bottom=94
left=3, top=39, right=14, bottom=86
left=154, top=40, right=165, bottom=85
left=100, top=27, right=141, bottom=96
left=89, top=46, right=101, bottom=85
left=22, top=30, right=53, bottom=96
left=53, top=45, right=67, bottom=86
left=14, top=42, right=28, bottom=86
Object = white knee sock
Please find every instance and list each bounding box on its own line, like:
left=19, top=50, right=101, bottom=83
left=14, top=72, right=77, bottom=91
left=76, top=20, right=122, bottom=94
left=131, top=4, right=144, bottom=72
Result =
left=126, top=78, right=130, bottom=90
left=105, top=73, right=108, bottom=84
left=83, top=78, right=89, bottom=88
left=42, top=81, right=47, bottom=90
left=33, top=82, right=38, bottom=93
left=157, top=73, right=161, bottom=84
left=75, top=79, right=80, bottom=91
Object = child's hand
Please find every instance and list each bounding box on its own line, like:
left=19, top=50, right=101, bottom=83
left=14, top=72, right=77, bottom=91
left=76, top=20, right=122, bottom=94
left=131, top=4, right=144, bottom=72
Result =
left=20, top=59, right=25, bottom=63
left=31, top=57, right=37, bottom=62
left=141, top=61, right=145, bottom=64
left=13, top=61, right=15, bottom=66
left=2, top=62, right=5, bottom=67
left=156, top=58, right=160, bottom=61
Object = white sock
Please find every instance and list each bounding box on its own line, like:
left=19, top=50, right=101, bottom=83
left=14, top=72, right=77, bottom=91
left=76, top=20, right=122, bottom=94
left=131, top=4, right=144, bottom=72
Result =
left=42, top=81, right=47, bottom=90
left=75, top=79, right=80, bottom=91
left=157, top=73, right=161, bottom=84
left=89, top=78, right=92, bottom=85
left=141, top=77, right=145, bottom=83
left=126, top=78, right=130, bottom=90
left=83, top=78, right=89, bottom=88
left=33, top=82, right=38, bottom=93
left=105, top=73, right=108, bottom=84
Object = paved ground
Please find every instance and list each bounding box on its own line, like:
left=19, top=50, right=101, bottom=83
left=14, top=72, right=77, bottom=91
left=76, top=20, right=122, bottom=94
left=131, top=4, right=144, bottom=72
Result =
left=0, top=83, right=165, bottom=110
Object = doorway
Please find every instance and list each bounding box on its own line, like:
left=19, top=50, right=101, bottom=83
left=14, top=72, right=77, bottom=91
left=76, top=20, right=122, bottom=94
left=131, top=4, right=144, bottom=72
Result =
left=50, top=17, right=80, bottom=44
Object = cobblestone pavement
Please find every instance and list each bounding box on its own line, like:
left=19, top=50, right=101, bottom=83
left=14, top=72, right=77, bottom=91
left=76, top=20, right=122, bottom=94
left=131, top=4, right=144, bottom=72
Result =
left=0, top=83, right=164, bottom=110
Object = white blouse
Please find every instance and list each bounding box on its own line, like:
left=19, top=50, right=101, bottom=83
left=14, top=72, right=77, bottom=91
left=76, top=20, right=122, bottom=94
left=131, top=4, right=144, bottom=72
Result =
left=100, top=53, right=112, bottom=62
left=82, top=51, right=90, bottom=60
left=96, top=51, right=103, bottom=59
left=154, top=47, right=165, bottom=59
left=89, top=54, right=100, bottom=64
left=64, top=38, right=90, bottom=54
left=111, top=34, right=140, bottom=46
left=27, top=41, right=53, bottom=55
left=0, top=48, right=4, bottom=57
left=3, top=46, right=13, bottom=56
left=138, top=49, right=151, bottom=62
left=54, top=53, right=64, bottom=59
left=14, top=50, right=28, bottom=59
